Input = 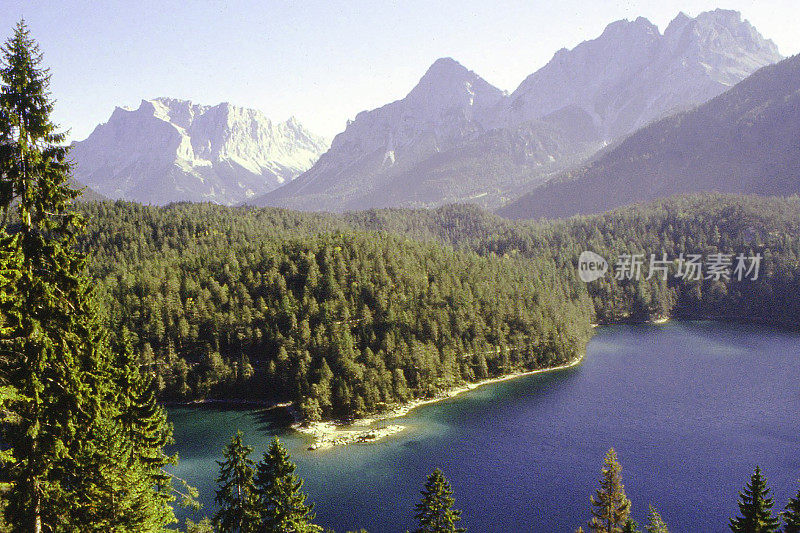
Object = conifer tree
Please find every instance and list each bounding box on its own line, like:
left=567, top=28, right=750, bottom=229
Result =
left=784, top=486, right=800, bottom=533
left=413, top=468, right=466, bottom=533
left=622, top=520, right=641, bottom=533
left=254, top=437, right=321, bottom=533
left=111, top=339, right=180, bottom=528
left=0, top=20, right=177, bottom=531
left=644, top=506, right=669, bottom=533
left=729, top=466, right=780, bottom=533
left=0, top=240, right=23, bottom=468
left=215, top=431, right=260, bottom=533
left=186, top=517, right=216, bottom=533
left=588, top=448, right=632, bottom=533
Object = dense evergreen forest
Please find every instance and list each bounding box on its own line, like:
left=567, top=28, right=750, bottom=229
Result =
left=473, top=194, right=800, bottom=325
left=77, top=193, right=800, bottom=419
left=79, top=201, right=593, bottom=418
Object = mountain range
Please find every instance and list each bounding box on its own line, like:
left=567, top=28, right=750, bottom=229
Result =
left=70, top=9, right=787, bottom=214
left=251, top=9, right=781, bottom=212
left=70, top=98, right=329, bottom=205
left=498, top=52, right=800, bottom=219
left=498, top=10, right=780, bottom=138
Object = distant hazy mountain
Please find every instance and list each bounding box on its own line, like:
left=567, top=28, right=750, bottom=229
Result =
left=497, top=54, right=800, bottom=220
left=253, top=58, right=523, bottom=211
left=71, top=98, right=329, bottom=205
left=499, top=9, right=781, bottom=138
left=254, top=58, right=605, bottom=212
left=253, top=9, right=780, bottom=212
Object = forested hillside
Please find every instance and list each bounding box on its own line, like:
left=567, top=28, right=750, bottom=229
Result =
left=79, top=193, right=800, bottom=419
left=486, top=195, right=800, bottom=324
left=80, top=202, right=592, bottom=418
left=346, top=195, right=800, bottom=325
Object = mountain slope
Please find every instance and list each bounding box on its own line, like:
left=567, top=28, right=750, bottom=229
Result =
left=497, top=54, right=800, bottom=220
left=70, top=98, right=329, bottom=205
left=500, top=10, right=781, bottom=138
left=253, top=58, right=538, bottom=211
left=254, top=10, right=780, bottom=212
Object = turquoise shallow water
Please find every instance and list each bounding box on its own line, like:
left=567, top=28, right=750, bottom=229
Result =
left=168, top=322, right=800, bottom=532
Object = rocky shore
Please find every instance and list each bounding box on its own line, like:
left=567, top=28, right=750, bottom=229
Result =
left=294, top=356, right=584, bottom=451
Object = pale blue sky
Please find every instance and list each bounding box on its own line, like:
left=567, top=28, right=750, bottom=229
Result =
left=2, top=1, right=798, bottom=142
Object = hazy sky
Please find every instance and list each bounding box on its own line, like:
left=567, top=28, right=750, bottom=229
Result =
left=2, top=1, right=798, bottom=142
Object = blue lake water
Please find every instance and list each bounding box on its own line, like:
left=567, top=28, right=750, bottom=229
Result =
left=168, top=322, right=800, bottom=532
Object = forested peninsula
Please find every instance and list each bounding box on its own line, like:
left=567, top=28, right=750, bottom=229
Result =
left=77, top=194, right=800, bottom=422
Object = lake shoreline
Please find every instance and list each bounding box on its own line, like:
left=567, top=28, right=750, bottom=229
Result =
left=163, top=398, right=293, bottom=410
left=293, top=355, right=586, bottom=451
left=592, top=316, right=670, bottom=327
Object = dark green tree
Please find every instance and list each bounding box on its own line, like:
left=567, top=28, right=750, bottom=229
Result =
left=622, top=520, right=641, bottom=533
left=111, top=339, right=180, bottom=528
left=781, top=486, right=800, bottom=533
left=644, top=506, right=669, bottom=533
left=588, top=448, right=632, bottom=533
left=412, top=468, right=466, bottom=533
left=254, top=437, right=321, bottom=533
left=0, top=20, right=177, bottom=532
left=0, top=238, right=23, bottom=468
left=185, top=517, right=216, bottom=533
left=729, top=466, right=780, bottom=533
left=214, top=431, right=259, bottom=533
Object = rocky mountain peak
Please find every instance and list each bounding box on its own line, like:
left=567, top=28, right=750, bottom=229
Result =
left=661, top=10, right=781, bottom=86
left=70, top=98, right=329, bottom=205
left=503, top=9, right=781, bottom=137
left=407, top=57, right=504, bottom=116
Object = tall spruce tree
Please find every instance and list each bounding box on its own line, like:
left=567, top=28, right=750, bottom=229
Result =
left=729, top=466, right=780, bottom=533
left=254, top=437, right=321, bottom=533
left=0, top=20, right=178, bottom=531
left=784, top=487, right=800, bottom=533
left=644, top=506, right=669, bottom=533
left=110, top=336, right=180, bottom=528
left=412, top=468, right=466, bottom=533
left=588, top=448, right=632, bottom=533
left=215, top=431, right=260, bottom=533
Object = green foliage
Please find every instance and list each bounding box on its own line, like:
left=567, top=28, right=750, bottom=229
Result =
left=622, top=520, right=641, bottom=533
left=784, top=487, right=800, bottom=533
left=412, top=469, right=465, bottom=533
left=729, top=466, right=780, bottom=533
left=254, top=437, right=321, bottom=533
left=588, top=449, right=631, bottom=533
left=73, top=195, right=800, bottom=424
left=644, top=506, right=669, bottom=533
left=78, top=201, right=592, bottom=420
left=477, top=194, right=800, bottom=326
left=185, top=517, right=215, bottom=533
left=214, top=431, right=260, bottom=533
left=0, top=20, right=177, bottom=532
left=111, top=337, right=180, bottom=528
